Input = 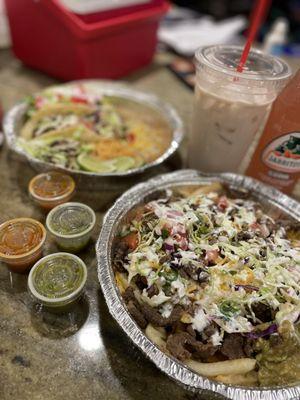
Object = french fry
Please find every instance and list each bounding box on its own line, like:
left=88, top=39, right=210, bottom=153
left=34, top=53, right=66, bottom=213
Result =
left=186, top=358, right=256, bottom=377
left=190, top=182, right=223, bottom=196
left=214, top=371, right=258, bottom=386
left=145, top=324, right=166, bottom=349
left=115, top=272, right=128, bottom=294
left=176, top=183, right=223, bottom=198
left=180, top=312, right=193, bottom=324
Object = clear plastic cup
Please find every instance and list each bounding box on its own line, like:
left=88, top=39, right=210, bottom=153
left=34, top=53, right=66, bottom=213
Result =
left=189, top=45, right=291, bottom=173
left=46, top=202, right=96, bottom=252
left=0, top=218, right=47, bottom=273
left=29, top=171, right=75, bottom=210
left=28, top=252, right=87, bottom=313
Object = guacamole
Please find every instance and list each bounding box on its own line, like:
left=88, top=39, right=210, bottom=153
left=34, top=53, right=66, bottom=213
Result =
left=256, top=323, right=300, bottom=386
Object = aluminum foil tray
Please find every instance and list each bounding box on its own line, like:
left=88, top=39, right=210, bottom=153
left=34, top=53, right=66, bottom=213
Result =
left=97, top=169, right=300, bottom=400
left=3, top=80, right=184, bottom=180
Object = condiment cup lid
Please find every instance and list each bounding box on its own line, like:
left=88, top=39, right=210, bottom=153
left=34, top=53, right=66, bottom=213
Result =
left=0, top=218, right=46, bottom=259
left=28, top=252, right=87, bottom=304
left=29, top=171, right=75, bottom=202
left=46, top=202, right=96, bottom=239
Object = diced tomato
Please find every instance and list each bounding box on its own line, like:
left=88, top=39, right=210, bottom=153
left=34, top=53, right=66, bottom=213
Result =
left=121, top=232, right=139, bottom=251
left=249, top=222, right=259, bottom=231
left=83, top=121, right=93, bottom=130
left=250, top=221, right=269, bottom=237
left=35, top=96, right=44, bottom=109
left=205, top=249, right=219, bottom=264
left=171, top=222, right=188, bottom=250
left=217, top=195, right=228, bottom=211
left=127, top=133, right=135, bottom=143
left=284, top=150, right=292, bottom=158
left=71, top=95, right=89, bottom=104
left=173, top=234, right=188, bottom=250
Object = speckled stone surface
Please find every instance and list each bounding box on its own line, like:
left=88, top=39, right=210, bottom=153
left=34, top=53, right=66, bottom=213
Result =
left=0, top=48, right=299, bottom=400
left=0, top=49, right=206, bottom=400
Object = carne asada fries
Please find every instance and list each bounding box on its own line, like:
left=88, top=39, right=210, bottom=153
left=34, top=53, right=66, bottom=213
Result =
left=113, top=184, right=300, bottom=387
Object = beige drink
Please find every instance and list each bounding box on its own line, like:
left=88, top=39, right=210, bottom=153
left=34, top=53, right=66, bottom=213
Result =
left=189, top=45, right=291, bottom=173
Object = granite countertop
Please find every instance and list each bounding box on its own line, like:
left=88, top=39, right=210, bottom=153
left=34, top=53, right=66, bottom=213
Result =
left=0, top=49, right=204, bottom=400
left=0, top=49, right=299, bottom=400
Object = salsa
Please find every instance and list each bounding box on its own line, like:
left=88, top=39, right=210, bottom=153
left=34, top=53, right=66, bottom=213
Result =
left=257, top=322, right=300, bottom=386
left=48, top=203, right=94, bottom=236
left=0, top=218, right=45, bottom=256
left=30, top=171, right=75, bottom=200
left=32, top=253, right=85, bottom=299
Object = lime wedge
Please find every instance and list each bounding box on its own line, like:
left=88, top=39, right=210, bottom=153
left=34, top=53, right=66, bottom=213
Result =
left=114, top=156, right=136, bottom=171
left=77, top=153, right=116, bottom=173
left=77, top=154, right=136, bottom=173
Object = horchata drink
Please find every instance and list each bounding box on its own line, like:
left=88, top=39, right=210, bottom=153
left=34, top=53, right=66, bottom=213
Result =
left=189, top=45, right=291, bottom=173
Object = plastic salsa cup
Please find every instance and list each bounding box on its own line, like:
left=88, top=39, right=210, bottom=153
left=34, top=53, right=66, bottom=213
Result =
left=46, top=202, right=96, bottom=252
left=0, top=217, right=47, bottom=273
left=28, top=171, right=75, bottom=210
left=28, top=252, right=87, bottom=313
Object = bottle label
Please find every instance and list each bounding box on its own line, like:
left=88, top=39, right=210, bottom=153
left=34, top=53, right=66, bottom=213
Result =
left=262, top=132, right=300, bottom=174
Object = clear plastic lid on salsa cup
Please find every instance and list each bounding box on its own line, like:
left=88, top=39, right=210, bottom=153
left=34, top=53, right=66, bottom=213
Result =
left=28, top=252, right=87, bottom=309
left=0, top=218, right=47, bottom=271
left=29, top=171, right=75, bottom=210
left=46, top=202, right=96, bottom=252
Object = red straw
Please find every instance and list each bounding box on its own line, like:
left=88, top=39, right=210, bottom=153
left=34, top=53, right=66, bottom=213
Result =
left=237, top=0, right=271, bottom=73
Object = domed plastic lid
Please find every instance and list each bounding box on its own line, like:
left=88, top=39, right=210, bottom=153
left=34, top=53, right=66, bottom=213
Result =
left=29, top=171, right=75, bottom=201
left=28, top=252, right=87, bottom=305
left=195, top=45, right=291, bottom=82
left=46, top=202, right=96, bottom=238
left=0, top=218, right=46, bottom=258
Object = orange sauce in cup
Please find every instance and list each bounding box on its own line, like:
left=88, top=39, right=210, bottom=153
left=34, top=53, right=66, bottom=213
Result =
left=29, top=172, right=75, bottom=210
left=0, top=218, right=46, bottom=272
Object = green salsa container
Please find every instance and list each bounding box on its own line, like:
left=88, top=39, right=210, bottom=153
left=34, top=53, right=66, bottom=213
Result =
left=46, top=202, right=96, bottom=252
left=28, top=252, right=87, bottom=313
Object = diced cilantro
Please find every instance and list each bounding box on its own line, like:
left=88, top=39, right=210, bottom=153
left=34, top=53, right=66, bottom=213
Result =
left=24, top=95, right=35, bottom=106
left=161, top=228, right=169, bottom=239
left=219, top=300, right=240, bottom=319
left=159, top=267, right=178, bottom=283
left=163, top=283, right=172, bottom=296
left=260, top=287, right=270, bottom=295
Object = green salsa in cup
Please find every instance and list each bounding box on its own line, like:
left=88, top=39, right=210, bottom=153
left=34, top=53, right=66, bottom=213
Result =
left=28, top=252, right=87, bottom=312
left=46, top=202, right=96, bottom=252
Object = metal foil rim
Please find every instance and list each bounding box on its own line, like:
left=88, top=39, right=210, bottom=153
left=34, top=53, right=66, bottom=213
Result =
left=3, top=80, right=184, bottom=178
left=96, top=169, right=300, bottom=400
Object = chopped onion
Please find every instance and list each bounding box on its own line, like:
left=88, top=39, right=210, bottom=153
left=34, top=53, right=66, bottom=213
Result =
left=245, top=323, right=277, bottom=339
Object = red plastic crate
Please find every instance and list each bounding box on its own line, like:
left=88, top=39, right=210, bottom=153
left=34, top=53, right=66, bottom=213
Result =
left=5, top=0, right=169, bottom=80
left=70, top=0, right=166, bottom=23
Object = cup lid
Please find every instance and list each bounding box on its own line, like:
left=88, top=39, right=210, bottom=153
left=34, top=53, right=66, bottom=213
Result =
left=28, top=252, right=87, bottom=304
left=29, top=171, right=75, bottom=202
left=46, top=202, right=96, bottom=239
left=0, top=218, right=46, bottom=259
left=195, top=45, right=291, bottom=82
